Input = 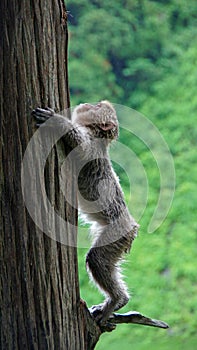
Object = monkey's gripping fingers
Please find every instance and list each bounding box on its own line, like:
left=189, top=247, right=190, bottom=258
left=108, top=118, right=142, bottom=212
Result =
left=89, top=304, right=117, bottom=331
left=89, top=302, right=113, bottom=324
left=89, top=303, right=104, bottom=320
left=32, top=107, right=55, bottom=126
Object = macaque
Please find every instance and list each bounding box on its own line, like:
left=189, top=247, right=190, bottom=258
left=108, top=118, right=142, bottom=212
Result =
left=33, top=101, right=139, bottom=325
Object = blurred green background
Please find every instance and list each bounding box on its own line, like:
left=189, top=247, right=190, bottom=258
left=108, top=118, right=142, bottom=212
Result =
left=67, top=1, right=197, bottom=348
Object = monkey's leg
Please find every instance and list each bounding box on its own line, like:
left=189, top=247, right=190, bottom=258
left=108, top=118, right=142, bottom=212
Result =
left=86, top=243, right=129, bottom=325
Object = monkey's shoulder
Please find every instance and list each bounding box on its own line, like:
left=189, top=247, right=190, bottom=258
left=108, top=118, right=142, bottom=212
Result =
left=64, top=124, right=90, bottom=148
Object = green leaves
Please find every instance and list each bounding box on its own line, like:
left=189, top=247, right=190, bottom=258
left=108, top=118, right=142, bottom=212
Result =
left=68, top=1, right=197, bottom=348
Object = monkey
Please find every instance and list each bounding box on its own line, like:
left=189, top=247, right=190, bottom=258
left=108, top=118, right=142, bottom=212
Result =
left=33, top=101, right=139, bottom=325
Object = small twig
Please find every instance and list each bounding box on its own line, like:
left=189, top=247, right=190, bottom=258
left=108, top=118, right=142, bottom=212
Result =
left=110, top=311, right=169, bottom=328
left=100, top=311, right=169, bottom=333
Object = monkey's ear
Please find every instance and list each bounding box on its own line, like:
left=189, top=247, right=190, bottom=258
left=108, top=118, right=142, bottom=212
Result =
left=98, top=123, right=116, bottom=131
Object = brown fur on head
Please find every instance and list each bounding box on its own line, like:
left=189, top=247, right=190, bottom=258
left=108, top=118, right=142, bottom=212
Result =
left=72, top=101, right=119, bottom=140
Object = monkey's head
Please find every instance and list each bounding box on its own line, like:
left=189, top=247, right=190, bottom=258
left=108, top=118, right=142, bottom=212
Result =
left=72, top=101, right=119, bottom=141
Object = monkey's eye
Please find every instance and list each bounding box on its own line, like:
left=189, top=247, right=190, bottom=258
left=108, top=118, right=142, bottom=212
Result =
left=98, top=123, right=116, bottom=131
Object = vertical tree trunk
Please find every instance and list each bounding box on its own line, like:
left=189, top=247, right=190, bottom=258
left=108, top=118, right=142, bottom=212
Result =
left=0, top=0, right=100, bottom=349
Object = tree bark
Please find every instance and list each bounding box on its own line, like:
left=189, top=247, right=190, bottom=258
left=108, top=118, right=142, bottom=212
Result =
left=0, top=1, right=100, bottom=349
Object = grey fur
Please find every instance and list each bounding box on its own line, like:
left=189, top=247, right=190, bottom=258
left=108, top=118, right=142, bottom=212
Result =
left=33, top=101, right=139, bottom=325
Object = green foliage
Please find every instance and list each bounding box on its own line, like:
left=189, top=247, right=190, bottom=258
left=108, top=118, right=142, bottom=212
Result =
left=67, top=0, right=197, bottom=348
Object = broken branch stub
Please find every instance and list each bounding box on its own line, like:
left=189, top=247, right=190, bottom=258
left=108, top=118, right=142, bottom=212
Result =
left=100, top=311, right=169, bottom=333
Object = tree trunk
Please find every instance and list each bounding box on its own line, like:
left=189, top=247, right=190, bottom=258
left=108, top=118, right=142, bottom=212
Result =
left=0, top=1, right=100, bottom=349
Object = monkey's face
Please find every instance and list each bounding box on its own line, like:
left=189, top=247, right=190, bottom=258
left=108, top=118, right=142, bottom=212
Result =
left=72, top=101, right=119, bottom=141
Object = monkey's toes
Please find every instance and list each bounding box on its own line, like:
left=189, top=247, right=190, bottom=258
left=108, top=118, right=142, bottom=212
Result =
left=89, top=304, right=105, bottom=323
left=89, top=305, right=116, bottom=331
left=89, top=305, right=102, bottom=317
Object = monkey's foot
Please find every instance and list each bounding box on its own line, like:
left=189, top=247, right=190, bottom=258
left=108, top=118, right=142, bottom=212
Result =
left=89, top=304, right=116, bottom=327
left=89, top=304, right=116, bottom=332
left=89, top=304, right=104, bottom=320
left=89, top=303, right=110, bottom=324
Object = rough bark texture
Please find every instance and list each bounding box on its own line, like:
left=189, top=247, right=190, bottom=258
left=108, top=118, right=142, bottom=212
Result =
left=0, top=0, right=100, bottom=349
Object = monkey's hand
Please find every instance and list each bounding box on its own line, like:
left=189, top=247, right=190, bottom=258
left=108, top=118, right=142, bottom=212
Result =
left=32, top=107, right=55, bottom=127
left=32, top=106, right=87, bottom=149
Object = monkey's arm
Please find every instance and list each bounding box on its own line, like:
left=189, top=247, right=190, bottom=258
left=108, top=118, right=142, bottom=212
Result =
left=32, top=107, right=87, bottom=149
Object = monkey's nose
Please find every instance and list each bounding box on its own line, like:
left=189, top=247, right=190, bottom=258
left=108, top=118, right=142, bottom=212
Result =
left=80, top=103, right=93, bottom=110
left=98, top=123, right=116, bottom=131
left=94, top=102, right=102, bottom=109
